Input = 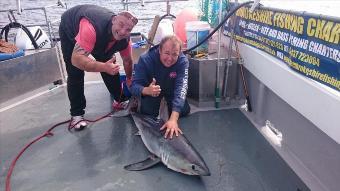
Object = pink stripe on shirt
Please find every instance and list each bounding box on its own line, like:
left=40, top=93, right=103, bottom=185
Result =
left=75, top=18, right=96, bottom=52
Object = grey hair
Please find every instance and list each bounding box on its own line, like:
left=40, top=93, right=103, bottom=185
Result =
left=159, top=35, right=182, bottom=51
left=118, top=11, right=138, bottom=25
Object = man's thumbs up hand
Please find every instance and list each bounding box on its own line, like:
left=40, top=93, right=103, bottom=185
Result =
left=146, top=78, right=161, bottom=97
left=150, top=78, right=156, bottom=85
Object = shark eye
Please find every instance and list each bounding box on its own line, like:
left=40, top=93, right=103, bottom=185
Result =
left=191, top=165, right=196, bottom=170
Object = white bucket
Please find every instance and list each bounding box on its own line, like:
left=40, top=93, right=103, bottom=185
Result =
left=185, top=21, right=210, bottom=54
left=15, top=26, right=51, bottom=50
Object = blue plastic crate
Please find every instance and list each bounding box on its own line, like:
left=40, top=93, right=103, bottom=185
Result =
left=120, top=74, right=131, bottom=98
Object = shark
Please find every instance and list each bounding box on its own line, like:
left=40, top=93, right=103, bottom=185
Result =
left=120, top=98, right=210, bottom=176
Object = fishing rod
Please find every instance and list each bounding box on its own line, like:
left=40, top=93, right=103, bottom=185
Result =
left=234, top=35, right=253, bottom=112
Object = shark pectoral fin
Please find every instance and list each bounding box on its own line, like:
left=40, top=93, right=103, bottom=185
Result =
left=134, top=131, right=141, bottom=136
left=124, top=156, right=161, bottom=171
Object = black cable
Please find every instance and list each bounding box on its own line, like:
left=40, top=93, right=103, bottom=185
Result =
left=159, top=13, right=176, bottom=21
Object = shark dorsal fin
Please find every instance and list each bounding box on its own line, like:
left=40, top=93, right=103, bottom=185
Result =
left=158, top=98, right=169, bottom=121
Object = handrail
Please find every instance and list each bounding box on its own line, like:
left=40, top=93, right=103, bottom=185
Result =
left=121, top=0, right=188, bottom=11
left=121, top=0, right=188, bottom=6
left=0, top=2, right=66, bottom=47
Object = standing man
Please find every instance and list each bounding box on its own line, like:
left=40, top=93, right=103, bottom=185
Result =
left=59, top=5, right=138, bottom=131
left=130, top=35, right=190, bottom=139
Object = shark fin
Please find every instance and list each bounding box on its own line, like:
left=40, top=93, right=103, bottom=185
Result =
left=158, top=98, right=169, bottom=122
left=124, top=155, right=161, bottom=171
left=134, top=131, right=141, bottom=136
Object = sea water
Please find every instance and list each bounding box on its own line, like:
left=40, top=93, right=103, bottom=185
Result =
left=1, top=0, right=339, bottom=36
left=0, top=0, right=199, bottom=35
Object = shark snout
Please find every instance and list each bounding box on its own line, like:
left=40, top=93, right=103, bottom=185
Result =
left=198, top=165, right=211, bottom=176
left=190, top=163, right=210, bottom=176
left=200, top=169, right=211, bottom=176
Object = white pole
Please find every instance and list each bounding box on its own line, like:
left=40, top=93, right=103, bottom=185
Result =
left=250, top=0, right=261, bottom=12
left=16, top=0, right=22, bottom=14
left=215, top=0, right=223, bottom=108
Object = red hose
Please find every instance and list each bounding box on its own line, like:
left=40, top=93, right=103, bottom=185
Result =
left=5, top=82, right=127, bottom=191
left=5, top=111, right=114, bottom=191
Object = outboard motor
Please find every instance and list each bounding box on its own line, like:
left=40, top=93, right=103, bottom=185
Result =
left=15, top=26, right=51, bottom=49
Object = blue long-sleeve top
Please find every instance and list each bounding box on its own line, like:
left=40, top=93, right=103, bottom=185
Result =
left=130, top=45, right=189, bottom=113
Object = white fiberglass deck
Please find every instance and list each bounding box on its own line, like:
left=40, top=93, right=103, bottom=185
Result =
left=0, top=83, right=308, bottom=191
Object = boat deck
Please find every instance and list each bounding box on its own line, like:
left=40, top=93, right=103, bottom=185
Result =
left=0, top=83, right=309, bottom=191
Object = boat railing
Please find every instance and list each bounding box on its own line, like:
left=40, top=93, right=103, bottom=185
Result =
left=120, top=0, right=188, bottom=20
left=0, top=1, right=68, bottom=107
left=0, top=1, right=67, bottom=48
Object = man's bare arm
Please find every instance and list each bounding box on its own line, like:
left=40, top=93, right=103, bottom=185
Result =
left=71, top=43, right=104, bottom=72
left=121, top=54, right=133, bottom=79
left=70, top=43, right=120, bottom=75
